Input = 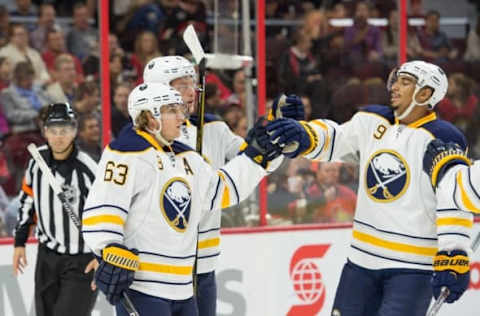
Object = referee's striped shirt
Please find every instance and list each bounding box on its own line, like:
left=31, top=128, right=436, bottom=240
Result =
left=14, top=145, right=97, bottom=254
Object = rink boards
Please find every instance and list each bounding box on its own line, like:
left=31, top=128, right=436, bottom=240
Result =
left=0, top=223, right=479, bottom=316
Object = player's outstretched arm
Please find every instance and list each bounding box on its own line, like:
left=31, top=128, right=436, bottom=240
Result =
left=423, top=139, right=480, bottom=214
left=206, top=118, right=282, bottom=210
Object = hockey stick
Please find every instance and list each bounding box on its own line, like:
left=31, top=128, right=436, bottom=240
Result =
left=27, top=143, right=140, bottom=316
left=183, top=24, right=206, bottom=154
left=426, top=229, right=480, bottom=316
left=27, top=143, right=82, bottom=228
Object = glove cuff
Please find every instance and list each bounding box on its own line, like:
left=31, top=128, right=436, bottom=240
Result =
left=299, top=121, right=317, bottom=156
left=433, top=250, right=469, bottom=274
left=103, top=244, right=140, bottom=271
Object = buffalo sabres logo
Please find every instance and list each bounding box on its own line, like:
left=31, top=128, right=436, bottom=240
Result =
left=160, top=178, right=192, bottom=232
left=365, top=150, right=410, bottom=202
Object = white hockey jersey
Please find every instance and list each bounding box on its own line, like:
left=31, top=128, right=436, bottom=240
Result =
left=176, top=114, right=244, bottom=274
left=302, top=105, right=472, bottom=270
left=82, top=127, right=265, bottom=300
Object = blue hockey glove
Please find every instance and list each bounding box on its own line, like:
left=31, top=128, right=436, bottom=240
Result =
left=242, top=117, right=282, bottom=168
left=269, top=94, right=305, bottom=121
left=423, top=139, right=471, bottom=190
left=266, top=118, right=313, bottom=159
left=432, top=250, right=470, bottom=303
left=95, top=243, right=139, bottom=305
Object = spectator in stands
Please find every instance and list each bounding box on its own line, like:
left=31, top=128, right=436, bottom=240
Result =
left=226, top=69, right=247, bottom=107
left=221, top=105, right=243, bottom=130
left=76, top=113, right=101, bottom=162
left=66, top=2, right=98, bottom=62
left=131, top=30, right=161, bottom=84
left=0, top=62, right=50, bottom=195
left=300, top=95, right=312, bottom=121
left=0, top=5, right=9, bottom=47
left=343, top=1, right=383, bottom=65
left=9, top=0, right=37, bottom=32
left=45, top=54, right=77, bottom=104
left=0, top=23, right=51, bottom=85
left=233, top=115, right=248, bottom=139
left=72, top=81, right=100, bottom=115
left=30, top=3, right=59, bottom=53
left=110, top=83, right=131, bottom=137
left=42, top=29, right=84, bottom=83
left=0, top=56, right=12, bottom=91
left=115, top=0, right=164, bottom=52
left=277, top=28, right=322, bottom=96
left=436, top=73, right=479, bottom=154
left=109, top=33, right=125, bottom=57
left=417, top=10, right=453, bottom=63
left=464, top=16, right=480, bottom=63
left=307, top=162, right=357, bottom=223
left=110, top=52, right=127, bottom=88
left=382, top=9, right=422, bottom=67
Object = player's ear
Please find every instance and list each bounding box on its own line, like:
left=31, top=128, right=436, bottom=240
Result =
left=415, top=87, right=433, bottom=104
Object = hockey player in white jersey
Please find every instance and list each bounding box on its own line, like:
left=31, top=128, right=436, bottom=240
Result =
left=143, top=55, right=303, bottom=315
left=266, top=60, right=473, bottom=316
left=81, top=82, right=281, bottom=316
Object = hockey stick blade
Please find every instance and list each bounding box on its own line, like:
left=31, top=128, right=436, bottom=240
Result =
left=183, top=24, right=205, bottom=64
left=27, top=143, right=82, bottom=229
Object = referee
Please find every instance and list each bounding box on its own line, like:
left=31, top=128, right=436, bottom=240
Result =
left=12, top=103, right=99, bottom=316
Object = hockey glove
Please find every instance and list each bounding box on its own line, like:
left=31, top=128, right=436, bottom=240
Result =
left=432, top=250, right=470, bottom=303
left=266, top=118, right=313, bottom=159
left=269, top=94, right=305, bottom=121
left=242, top=117, right=282, bottom=168
left=423, top=139, right=471, bottom=190
left=95, top=243, right=140, bottom=305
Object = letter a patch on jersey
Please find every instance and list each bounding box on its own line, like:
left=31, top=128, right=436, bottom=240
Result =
left=365, top=150, right=410, bottom=202
left=160, top=178, right=192, bottom=232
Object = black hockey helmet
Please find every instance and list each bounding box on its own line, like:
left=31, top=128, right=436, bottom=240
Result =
left=44, top=103, right=77, bottom=127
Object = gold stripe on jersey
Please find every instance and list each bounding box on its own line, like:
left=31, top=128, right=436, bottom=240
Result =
left=436, top=217, right=473, bottom=228
left=198, top=237, right=220, bottom=249
left=308, top=120, right=329, bottom=158
left=82, top=215, right=125, bottom=226
left=352, top=230, right=437, bottom=256
left=217, top=171, right=232, bottom=208
left=300, top=121, right=318, bottom=155
left=457, top=171, right=480, bottom=214
left=139, top=262, right=193, bottom=275
left=408, top=112, right=437, bottom=128
left=136, top=129, right=164, bottom=151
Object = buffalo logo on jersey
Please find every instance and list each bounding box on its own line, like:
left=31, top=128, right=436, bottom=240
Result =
left=160, top=178, right=192, bottom=232
left=365, top=150, right=410, bottom=202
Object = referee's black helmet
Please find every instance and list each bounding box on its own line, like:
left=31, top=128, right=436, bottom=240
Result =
left=44, top=103, right=77, bottom=127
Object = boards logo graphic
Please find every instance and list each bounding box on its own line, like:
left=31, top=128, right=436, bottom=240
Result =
left=287, top=244, right=331, bottom=316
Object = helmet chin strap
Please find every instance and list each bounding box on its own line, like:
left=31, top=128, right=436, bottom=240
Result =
left=146, top=119, right=171, bottom=147
left=395, top=87, right=431, bottom=121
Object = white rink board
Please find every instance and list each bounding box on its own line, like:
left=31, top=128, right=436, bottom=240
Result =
left=0, top=224, right=479, bottom=316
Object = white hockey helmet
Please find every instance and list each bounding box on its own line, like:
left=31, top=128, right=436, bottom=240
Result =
left=127, top=82, right=184, bottom=126
left=395, top=60, right=448, bottom=109
left=143, top=56, right=196, bottom=85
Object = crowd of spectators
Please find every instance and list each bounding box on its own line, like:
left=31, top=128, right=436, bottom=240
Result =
left=0, top=0, right=480, bottom=236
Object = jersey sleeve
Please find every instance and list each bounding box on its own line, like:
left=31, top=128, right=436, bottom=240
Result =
left=221, top=122, right=245, bottom=161
left=14, top=159, right=36, bottom=247
left=435, top=164, right=475, bottom=253
left=203, top=153, right=267, bottom=211
left=302, top=114, right=364, bottom=162
left=81, top=147, right=151, bottom=257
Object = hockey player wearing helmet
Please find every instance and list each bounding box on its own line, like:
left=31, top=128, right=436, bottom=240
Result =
left=83, top=82, right=282, bottom=316
left=13, top=103, right=99, bottom=316
left=265, top=61, right=471, bottom=316
left=143, top=56, right=303, bottom=316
